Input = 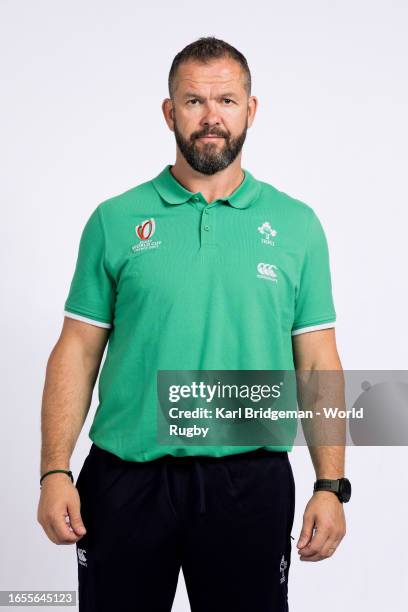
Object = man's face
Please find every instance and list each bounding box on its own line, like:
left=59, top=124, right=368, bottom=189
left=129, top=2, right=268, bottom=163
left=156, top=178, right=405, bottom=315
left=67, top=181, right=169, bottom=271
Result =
left=168, top=58, right=253, bottom=175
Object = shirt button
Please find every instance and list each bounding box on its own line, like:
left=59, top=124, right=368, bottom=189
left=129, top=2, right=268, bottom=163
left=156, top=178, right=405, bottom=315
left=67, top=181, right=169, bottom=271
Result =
left=204, top=225, right=210, bottom=231
left=204, top=209, right=209, bottom=215
left=192, top=195, right=200, bottom=202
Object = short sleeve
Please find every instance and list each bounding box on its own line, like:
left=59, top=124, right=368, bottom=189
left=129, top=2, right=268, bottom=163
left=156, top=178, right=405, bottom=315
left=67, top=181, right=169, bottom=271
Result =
left=291, top=210, right=336, bottom=336
left=63, top=206, right=115, bottom=328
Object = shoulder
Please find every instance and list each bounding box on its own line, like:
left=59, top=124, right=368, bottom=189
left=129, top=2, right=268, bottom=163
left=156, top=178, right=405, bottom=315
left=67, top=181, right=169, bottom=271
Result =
left=257, top=179, right=316, bottom=222
left=96, top=178, right=158, bottom=220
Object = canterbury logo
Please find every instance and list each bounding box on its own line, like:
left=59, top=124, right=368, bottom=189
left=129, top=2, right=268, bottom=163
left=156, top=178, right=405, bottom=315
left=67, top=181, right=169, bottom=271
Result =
left=257, top=262, right=278, bottom=281
left=136, top=218, right=156, bottom=241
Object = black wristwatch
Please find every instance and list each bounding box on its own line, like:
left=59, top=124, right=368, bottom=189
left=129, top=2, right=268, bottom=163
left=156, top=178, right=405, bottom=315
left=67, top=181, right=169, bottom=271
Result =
left=313, top=478, right=352, bottom=503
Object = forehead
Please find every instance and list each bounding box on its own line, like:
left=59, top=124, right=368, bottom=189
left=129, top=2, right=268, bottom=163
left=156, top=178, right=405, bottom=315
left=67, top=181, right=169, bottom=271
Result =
left=174, top=57, right=246, bottom=94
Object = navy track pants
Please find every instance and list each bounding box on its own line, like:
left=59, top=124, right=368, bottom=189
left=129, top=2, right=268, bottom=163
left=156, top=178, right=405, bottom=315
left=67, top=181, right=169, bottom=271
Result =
left=75, top=443, right=296, bottom=611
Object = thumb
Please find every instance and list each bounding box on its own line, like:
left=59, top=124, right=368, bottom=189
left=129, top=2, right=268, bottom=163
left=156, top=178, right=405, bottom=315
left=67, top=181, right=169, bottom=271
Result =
left=297, top=513, right=314, bottom=549
left=67, top=502, right=87, bottom=536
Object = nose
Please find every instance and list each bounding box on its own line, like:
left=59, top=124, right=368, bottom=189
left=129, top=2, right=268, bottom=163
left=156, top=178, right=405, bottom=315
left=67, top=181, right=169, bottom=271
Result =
left=200, top=101, right=221, bottom=128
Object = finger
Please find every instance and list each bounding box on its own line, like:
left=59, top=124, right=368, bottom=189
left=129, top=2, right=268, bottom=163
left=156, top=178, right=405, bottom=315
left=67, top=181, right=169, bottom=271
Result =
left=50, top=512, right=83, bottom=544
left=42, top=523, right=59, bottom=545
left=298, top=529, right=330, bottom=560
left=305, top=545, right=336, bottom=561
left=300, top=543, right=330, bottom=561
left=64, top=514, right=80, bottom=535
left=297, top=514, right=315, bottom=549
left=66, top=501, right=87, bottom=536
left=46, top=522, right=68, bottom=545
left=320, top=536, right=342, bottom=559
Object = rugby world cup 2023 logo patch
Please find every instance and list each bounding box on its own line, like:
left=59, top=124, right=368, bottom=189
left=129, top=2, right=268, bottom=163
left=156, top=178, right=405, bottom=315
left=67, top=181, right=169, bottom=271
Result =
left=132, top=218, right=162, bottom=253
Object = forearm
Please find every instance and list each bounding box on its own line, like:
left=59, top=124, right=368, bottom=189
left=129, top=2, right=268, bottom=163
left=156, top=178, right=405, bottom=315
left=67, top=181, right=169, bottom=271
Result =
left=40, top=340, right=100, bottom=475
left=301, top=369, right=346, bottom=479
left=294, top=333, right=346, bottom=480
left=308, top=445, right=345, bottom=479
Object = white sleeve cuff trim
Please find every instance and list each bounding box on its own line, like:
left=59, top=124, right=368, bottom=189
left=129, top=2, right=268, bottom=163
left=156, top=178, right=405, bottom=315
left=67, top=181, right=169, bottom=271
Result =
left=63, top=311, right=112, bottom=329
left=291, top=321, right=335, bottom=336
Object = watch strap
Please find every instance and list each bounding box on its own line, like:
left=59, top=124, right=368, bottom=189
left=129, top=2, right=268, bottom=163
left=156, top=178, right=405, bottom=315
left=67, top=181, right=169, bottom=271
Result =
left=313, top=479, right=340, bottom=493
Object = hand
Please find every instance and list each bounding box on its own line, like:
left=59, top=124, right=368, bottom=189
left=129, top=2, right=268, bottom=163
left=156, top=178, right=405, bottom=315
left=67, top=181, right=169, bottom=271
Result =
left=37, top=474, right=87, bottom=545
left=297, top=491, right=346, bottom=561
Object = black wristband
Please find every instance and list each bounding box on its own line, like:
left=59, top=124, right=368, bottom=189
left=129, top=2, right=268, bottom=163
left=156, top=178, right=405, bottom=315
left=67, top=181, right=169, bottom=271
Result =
left=40, top=469, right=74, bottom=487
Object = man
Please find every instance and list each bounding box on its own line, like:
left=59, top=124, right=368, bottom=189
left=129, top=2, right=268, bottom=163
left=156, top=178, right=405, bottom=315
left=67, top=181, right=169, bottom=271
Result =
left=37, top=37, right=349, bottom=611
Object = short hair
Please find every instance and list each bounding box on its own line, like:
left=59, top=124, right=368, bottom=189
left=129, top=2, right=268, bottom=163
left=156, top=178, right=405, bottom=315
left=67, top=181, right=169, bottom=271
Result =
left=168, top=36, right=251, bottom=98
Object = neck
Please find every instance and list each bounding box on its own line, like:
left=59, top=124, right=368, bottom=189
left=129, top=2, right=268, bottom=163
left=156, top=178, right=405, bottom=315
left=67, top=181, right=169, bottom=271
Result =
left=170, top=155, right=244, bottom=204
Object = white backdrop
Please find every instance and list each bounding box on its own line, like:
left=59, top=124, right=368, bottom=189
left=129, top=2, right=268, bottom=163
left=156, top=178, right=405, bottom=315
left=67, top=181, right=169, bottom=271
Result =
left=1, top=1, right=407, bottom=610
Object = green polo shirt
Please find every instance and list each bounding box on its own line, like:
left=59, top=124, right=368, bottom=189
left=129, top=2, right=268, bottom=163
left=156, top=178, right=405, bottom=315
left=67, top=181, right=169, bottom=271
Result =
left=64, top=164, right=336, bottom=461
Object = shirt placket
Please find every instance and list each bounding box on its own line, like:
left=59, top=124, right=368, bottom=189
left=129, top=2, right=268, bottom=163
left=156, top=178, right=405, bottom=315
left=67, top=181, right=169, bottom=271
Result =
left=191, top=194, right=218, bottom=250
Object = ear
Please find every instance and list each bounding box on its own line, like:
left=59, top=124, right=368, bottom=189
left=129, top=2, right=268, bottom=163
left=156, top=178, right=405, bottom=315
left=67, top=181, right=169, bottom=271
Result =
left=247, top=95, right=258, bottom=128
left=162, top=98, right=174, bottom=131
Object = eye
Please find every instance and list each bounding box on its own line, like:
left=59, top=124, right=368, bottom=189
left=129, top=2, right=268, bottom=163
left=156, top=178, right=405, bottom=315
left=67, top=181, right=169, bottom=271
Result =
left=223, top=98, right=233, bottom=104
left=187, top=99, right=200, bottom=105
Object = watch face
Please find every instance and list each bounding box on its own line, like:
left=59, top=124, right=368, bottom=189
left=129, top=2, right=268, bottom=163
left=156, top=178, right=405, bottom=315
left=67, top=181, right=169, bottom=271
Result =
left=339, top=478, right=352, bottom=502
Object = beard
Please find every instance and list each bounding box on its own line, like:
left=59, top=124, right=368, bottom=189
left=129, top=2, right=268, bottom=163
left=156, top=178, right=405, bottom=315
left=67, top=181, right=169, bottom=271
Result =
left=173, top=116, right=248, bottom=176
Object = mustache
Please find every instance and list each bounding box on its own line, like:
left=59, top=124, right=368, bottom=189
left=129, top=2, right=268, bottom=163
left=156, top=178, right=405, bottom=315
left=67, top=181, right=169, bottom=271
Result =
left=192, top=129, right=229, bottom=140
